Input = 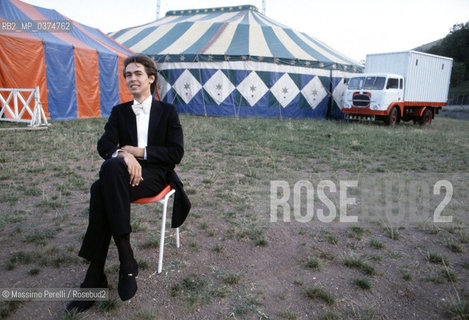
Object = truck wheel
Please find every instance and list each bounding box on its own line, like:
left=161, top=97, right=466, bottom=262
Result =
left=420, top=109, right=432, bottom=125
left=385, top=107, right=399, bottom=126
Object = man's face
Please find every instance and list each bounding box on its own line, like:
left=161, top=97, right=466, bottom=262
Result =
left=125, top=62, right=155, bottom=99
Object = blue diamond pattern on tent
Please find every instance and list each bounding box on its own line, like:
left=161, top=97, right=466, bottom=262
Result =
left=237, top=71, right=269, bottom=107
left=270, top=74, right=300, bottom=108
left=111, top=5, right=364, bottom=118
left=301, top=76, right=328, bottom=110
left=173, top=69, right=202, bottom=104
left=203, top=70, right=236, bottom=105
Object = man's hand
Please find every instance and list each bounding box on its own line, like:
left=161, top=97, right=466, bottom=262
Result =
left=121, top=145, right=145, bottom=158
left=118, top=150, right=143, bottom=186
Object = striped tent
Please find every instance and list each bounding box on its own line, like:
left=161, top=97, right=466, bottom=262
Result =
left=111, top=5, right=363, bottom=118
left=0, top=0, right=133, bottom=120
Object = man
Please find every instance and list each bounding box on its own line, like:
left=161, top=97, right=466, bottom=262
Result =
left=66, top=54, right=190, bottom=312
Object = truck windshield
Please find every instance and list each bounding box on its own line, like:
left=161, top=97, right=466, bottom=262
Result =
left=363, top=77, right=386, bottom=90
left=347, top=76, right=386, bottom=90
left=348, top=77, right=364, bottom=90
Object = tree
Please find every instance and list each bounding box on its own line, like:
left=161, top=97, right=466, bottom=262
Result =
left=428, top=22, right=469, bottom=87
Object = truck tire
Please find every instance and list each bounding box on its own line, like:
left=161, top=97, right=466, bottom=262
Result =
left=385, top=107, right=399, bottom=126
left=420, top=109, right=432, bottom=125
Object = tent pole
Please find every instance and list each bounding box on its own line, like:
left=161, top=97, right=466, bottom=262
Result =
left=196, top=55, right=207, bottom=117
left=156, top=0, right=161, bottom=19
left=326, top=69, right=333, bottom=120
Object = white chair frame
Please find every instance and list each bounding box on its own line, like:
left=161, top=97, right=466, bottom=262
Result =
left=133, top=187, right=179, bottom=274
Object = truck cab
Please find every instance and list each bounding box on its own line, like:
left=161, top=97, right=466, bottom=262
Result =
left=343, top=73, right=404, bottom=124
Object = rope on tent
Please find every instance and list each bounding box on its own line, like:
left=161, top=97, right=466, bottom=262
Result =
left=229, top=91, right=238, bottom=119
left=273, top=69, right=283, bottom=120
left=236, top=67, right=252, bottom=119
left=326, top=69, right=333, bottom=120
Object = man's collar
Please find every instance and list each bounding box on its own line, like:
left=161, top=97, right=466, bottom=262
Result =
left=133, top=95, right=152, bottom=108
left=132, top=96, right=153, bottom=115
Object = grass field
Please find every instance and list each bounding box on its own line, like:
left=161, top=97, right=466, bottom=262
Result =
left=0, top=115, right=468, bottom=319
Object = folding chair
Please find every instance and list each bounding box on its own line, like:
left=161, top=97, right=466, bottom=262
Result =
left=132, top=185, right=179, bottom=273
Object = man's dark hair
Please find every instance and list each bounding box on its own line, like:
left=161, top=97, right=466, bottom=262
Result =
left=123, top=54, right=158, bottom=95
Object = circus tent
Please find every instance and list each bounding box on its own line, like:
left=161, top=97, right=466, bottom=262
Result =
left=111, top=5, right=363, bottom=119
left=0, top=0, right=133, bottom=120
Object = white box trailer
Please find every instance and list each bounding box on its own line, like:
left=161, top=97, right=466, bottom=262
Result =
left=343, top=50, right=453, bottom=125
left=365, top=51, right=453, bottom=103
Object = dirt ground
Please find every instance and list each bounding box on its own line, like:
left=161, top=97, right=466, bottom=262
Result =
left=1, top=116, right=468, bottom=320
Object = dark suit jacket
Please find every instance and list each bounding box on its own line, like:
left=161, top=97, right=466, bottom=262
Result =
left=97, top=98, right=191, bottom=228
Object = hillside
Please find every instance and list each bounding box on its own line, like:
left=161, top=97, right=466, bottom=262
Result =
left=413, top=39, right=443, bottom=53
left=415, top=22, right=469, bottom=102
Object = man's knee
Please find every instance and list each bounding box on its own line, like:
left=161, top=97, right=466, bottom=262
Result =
left=99, top=157, right=127, bottom=180
left=90, top=180, right=100, bottom=195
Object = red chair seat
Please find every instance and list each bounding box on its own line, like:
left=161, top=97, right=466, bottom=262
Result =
left=132, top=185, right=172, bottom=204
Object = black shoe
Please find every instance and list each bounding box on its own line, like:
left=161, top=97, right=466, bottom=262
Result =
left=65, top=274, right=108, bottom=313
left=118, top=260, right=138, bottom=301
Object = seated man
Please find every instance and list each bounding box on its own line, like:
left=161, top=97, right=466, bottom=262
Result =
left=66, top=54, right=190, bottom=312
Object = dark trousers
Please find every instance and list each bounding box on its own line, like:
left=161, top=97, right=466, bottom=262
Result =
left=78, top=157, right=166, bottom=263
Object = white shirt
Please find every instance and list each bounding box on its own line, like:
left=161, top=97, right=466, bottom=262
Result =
left=133, top=96, right=152, bottom=157
left=113, top=95, right=152, bottom=159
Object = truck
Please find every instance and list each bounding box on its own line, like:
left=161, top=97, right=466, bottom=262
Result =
left=342, top=50, right=453, bottom=125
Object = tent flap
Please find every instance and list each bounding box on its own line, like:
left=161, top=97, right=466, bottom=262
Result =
left=0, top=34, right=48, bottom=119
left=44, top=41, right=77, bottom=119
left=74, top=48, right=100, bottom=118
left=98, top=53, right=119, bottom=117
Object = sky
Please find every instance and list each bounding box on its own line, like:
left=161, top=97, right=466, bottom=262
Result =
left=20, top=0, right=469, bottom=63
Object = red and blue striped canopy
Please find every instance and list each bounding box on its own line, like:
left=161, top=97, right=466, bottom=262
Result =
left=0, top=0, right=133, bottom=119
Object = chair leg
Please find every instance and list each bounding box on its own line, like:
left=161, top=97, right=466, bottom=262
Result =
left=158, top=199, right=168, bottom=274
